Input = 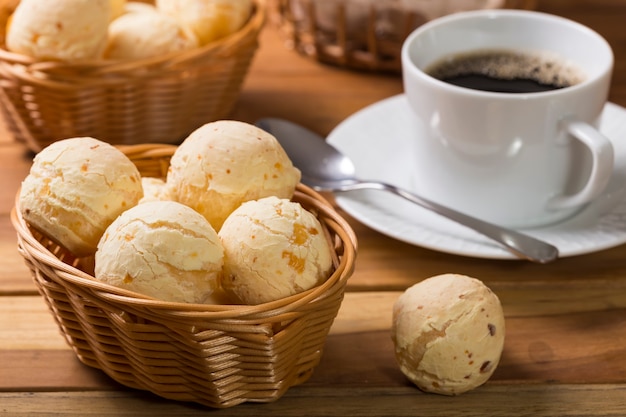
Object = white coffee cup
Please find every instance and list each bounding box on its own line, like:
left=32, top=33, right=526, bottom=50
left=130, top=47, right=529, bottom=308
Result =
left=401, top=10, right=614, bottom=228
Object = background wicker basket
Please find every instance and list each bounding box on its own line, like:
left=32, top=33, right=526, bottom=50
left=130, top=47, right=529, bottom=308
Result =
left=270, top=0, right=536, bottom=73
left=0, top=0, right=266, bottom=153
left=11, top=144, right=357, bottom=408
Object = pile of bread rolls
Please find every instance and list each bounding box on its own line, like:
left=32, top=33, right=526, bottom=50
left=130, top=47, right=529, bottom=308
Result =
left=5, top=0, right=253, bottom=61
left=19, top=120, right=334, bottom=306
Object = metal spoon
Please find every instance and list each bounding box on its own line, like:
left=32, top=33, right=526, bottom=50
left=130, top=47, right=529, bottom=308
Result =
left=255, top=117, right=559, bottom=263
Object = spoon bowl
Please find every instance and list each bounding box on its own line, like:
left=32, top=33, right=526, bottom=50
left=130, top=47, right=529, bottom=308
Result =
left=256, top=118, right=357, bottom=184
left=256, top=117, right=559, bottom=263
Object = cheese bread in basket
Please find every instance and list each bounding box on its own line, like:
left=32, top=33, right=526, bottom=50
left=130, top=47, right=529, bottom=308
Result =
left=11, top=127, right=357, bottom=408
left=0, top=0, right=266, bottom=153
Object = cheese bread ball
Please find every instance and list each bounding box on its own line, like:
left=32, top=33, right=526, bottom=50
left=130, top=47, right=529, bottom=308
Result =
left=218, top=196, right=333, bottom=305
left=166, top=120, right=301, bottom=231
left=104, top=9, right=198, bottom=60
left=110, top=0, right=127, bottom=20
left=95, top=201, right=224, bottom=304
left=19, top=137, right=143, bottom=257
left=124, top=1, right=158, bottom=13
left=156, top=0, right=252, bottom=45
left=391, top=274, right=505, bottom=395
left=139, top=177, right=172, bottom=204
left=6, top=0, right=111, bottom=61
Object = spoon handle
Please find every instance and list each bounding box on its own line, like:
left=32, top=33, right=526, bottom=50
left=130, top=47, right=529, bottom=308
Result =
left=333, top=180, right=559, bottom=263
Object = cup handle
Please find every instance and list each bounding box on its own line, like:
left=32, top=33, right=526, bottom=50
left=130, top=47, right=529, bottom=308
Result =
left=547, top=117, right=614, bottom=210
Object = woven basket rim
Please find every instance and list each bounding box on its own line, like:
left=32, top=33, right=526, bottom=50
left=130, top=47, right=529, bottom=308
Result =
left=11, top=147, right=357, bottom=318
left=0, top=0, right=267, bottom=75
left=271, top=0, right=536, bottom=72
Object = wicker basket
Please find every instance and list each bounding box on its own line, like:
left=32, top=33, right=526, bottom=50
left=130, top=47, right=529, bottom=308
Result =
left=271, top=0, right=536, bottom=73
left=0, top=0, right=266, bottom=153
left=11, top=144, right=357, bottom=408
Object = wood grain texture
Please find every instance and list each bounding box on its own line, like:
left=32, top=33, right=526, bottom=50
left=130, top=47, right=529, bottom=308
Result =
left=1, top=385, right=626, bottom=417
left=2, top=294, right=626, bottom=391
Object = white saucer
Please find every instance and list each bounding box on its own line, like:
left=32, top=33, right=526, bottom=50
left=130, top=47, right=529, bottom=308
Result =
left=326, top=94, right=626, bottom=259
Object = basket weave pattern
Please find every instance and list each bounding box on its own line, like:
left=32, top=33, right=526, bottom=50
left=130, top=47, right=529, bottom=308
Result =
left=11, top=144, right=357, bottom=408
left=271, top=0, right=536, bottom=73
left=0, top=0, right=266, bottom=152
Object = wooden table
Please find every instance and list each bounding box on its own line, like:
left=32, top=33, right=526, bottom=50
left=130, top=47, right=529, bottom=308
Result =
left=2, top=1, right=626, bottom=415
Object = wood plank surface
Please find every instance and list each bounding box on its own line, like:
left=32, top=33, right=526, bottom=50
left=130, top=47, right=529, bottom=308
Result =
left=3, top=293, right=626, bottom=391
left=2, top=385, right=626, bottom=417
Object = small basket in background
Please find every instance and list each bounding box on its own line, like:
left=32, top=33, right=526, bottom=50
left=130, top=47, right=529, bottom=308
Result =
left=270, top=0, right=536, bottom=73
left=0, top=0, right=266, bottom=153
left=11, top=143, right=357, bottom=408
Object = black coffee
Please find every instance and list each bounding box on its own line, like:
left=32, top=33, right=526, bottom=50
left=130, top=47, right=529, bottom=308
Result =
left=426, top=49, right=585, bottom=93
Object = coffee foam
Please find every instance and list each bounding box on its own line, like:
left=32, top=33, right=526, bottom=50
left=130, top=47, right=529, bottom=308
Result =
left=427, top=49, right=586, bottom=88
